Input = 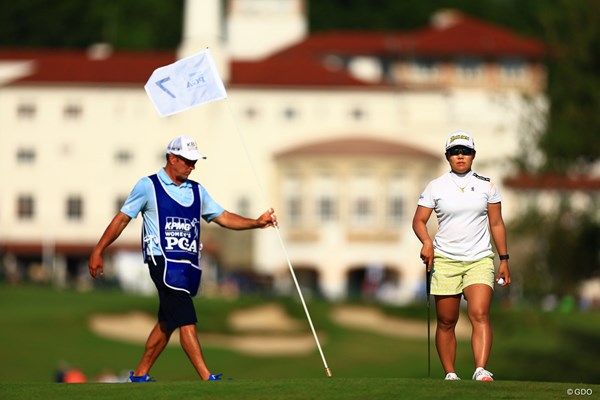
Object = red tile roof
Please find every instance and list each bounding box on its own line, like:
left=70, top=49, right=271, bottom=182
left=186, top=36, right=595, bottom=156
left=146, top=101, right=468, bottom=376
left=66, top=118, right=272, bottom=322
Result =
left=0, top=49, right=175, bottom=85
left=230, top=58, right=377, bottom=88
left=275, top=137, right=440, bottom=159
left=280, top=16, right=543, bottom=59
left=0, top=11, right=544, bottom=88
left=403, top=14, right=544, bottom=57
left=234, top=12, right=543, bottom=88
left=504, top=174, right=600, bottom=191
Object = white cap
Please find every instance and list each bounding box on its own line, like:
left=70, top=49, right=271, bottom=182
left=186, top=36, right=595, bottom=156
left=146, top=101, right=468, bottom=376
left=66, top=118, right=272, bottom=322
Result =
left=445, top=131, right=475, bottom=150
left=165, top=135, right=206, bottom=160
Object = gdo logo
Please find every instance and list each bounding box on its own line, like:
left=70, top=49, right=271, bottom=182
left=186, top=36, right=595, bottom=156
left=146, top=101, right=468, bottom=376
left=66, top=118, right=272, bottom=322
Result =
left=567, top=388, right=593, bottom=396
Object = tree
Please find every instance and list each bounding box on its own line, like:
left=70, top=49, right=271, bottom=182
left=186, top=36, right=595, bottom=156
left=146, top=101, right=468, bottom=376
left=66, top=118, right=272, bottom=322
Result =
left=508, top=0, right=600, bottom=300
left=0, top=0, right=183, bottom=49
left=535, top=0, right=600, bottom=173
left=511, top=198, right=600, bottom=299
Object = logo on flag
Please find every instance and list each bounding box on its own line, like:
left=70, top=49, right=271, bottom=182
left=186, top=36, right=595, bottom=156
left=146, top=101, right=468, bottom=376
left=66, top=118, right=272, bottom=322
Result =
left=144, top=49, right=227, bottom=117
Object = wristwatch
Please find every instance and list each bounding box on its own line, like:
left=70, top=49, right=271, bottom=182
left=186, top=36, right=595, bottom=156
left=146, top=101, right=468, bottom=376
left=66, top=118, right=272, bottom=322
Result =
left=499, top=254, right=510, bottom=261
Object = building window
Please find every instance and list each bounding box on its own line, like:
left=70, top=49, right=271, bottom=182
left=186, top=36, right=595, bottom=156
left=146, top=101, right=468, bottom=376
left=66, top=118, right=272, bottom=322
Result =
left=499, top=57, right=526, bottom=81
left=16, top=148, right=36, bottom=164
left=350, top=170, right=376, bottom=226
left=17, top=103, right=36, bottom=119
left=64, top=103, right=83, bottom=119
left=388, top=197, right=404, bottom=225
left=318, top=197, right=336, bottom=222
left=115, top=150, right=132, bottom=164
left=237, top=196, right=250, bottom=217
left=66, top=196, right=83, bottom=220
left=314, top=171, right=337, bottom=223
left=244, top=107, right=258, bottom=120
left=456, top=57, right=483, bottom=81
left=411, top=57, right=440, bottom=82
left=350, top=107, right=366, bottom=121
left=115, top=195, right=127, bottom=214
left=283, top=172, right=303, bottom=226
left=353, top=197, right=374, bottom=225
left=287, top=197, right=302, bottom=225
left=283, top=107, right=298, bottom=120
left=387, top=174, right=406, bottom=226
left=17, top=195, right=35, bottom=219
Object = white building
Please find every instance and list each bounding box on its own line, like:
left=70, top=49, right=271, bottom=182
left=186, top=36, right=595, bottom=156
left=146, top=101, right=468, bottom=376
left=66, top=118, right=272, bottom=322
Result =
left=0, top=0, right=545, bottom=302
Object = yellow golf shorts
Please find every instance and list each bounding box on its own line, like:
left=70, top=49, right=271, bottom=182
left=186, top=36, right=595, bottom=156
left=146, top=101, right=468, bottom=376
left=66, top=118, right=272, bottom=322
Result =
left=430, top=254, right=495, bottom=295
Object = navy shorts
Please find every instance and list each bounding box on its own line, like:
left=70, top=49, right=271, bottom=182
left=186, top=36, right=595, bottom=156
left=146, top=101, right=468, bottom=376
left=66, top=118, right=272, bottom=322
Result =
left=147, top=257, right=198, bottom=331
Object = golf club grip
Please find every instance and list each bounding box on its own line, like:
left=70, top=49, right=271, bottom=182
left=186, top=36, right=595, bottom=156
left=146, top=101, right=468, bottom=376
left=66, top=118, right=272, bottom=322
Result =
left=426, top=264, right=432, bottom=296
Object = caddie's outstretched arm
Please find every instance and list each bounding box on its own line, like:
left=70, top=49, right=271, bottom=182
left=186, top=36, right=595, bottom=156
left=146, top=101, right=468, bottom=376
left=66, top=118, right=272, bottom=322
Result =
left=212, top=208, right=277, bottom=230
left=89, top=212, right=132, bottom=278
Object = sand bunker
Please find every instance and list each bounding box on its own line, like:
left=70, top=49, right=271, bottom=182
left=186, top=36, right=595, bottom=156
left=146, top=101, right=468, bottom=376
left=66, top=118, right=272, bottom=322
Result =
left=89, top=304, right=316, bottom=356
left=331, top=305, right=470, bottom=339
left=89, top=303, right=469, bottom=356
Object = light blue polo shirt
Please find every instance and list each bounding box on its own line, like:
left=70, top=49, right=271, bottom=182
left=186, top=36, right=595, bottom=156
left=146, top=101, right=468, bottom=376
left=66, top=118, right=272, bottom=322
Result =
left=121, top=168, right=225, bottom=256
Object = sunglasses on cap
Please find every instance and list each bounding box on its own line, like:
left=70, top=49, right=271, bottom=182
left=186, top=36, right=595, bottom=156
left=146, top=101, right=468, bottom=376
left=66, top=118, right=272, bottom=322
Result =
left=447, top=147, right=475, bottom=156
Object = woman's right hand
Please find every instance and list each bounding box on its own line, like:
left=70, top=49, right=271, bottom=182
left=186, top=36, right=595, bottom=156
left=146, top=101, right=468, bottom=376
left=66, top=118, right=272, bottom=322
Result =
left=420, top=241, right=434, bottom=272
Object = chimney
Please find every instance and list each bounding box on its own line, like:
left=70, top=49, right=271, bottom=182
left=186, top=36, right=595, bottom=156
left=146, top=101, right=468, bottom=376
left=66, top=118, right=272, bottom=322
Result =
left=431, top=9, right=463, bottom=30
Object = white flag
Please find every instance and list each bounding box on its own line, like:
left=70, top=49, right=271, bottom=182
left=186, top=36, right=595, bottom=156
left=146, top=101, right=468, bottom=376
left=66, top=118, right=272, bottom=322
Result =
left=144, top=49, right=227, bottom=117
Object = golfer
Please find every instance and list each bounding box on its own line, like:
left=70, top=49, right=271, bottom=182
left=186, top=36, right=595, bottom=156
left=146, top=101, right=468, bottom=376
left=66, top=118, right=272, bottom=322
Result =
left=89, top=135, right=277, bottom=382
left=412, top=131, right=511, bottom=381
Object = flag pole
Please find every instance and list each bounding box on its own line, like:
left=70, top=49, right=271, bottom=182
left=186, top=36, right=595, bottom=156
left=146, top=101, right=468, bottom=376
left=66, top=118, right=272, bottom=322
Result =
left=224, top=101, right=332, bottom=378
left=144, top=50, right=331, bottom=376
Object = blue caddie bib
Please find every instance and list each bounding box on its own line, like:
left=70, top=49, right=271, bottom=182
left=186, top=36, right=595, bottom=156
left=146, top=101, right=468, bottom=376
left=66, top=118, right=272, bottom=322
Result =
left=145, top=174, right=202, bottom=296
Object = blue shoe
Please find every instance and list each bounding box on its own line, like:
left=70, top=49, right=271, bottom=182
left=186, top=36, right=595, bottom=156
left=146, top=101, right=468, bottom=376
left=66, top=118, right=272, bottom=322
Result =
left=129, top=371, right=155, bottom=382
left=208, top=373, right=223, bottom=381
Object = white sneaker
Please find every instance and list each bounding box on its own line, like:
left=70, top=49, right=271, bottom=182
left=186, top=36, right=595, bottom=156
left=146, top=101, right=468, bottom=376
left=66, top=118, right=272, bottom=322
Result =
left=472, top=367, right=494, bottom=381
left=444, top=372, right=461, bottom=380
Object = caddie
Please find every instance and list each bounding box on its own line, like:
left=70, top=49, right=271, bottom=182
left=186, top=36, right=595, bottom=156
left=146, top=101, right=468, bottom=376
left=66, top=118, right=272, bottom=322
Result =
left=89, top=135, right=277, bottom=382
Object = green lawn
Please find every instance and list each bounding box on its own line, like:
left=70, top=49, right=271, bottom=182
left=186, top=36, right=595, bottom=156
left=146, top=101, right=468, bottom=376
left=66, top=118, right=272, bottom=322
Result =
left=1, top=378, right=598, bottom=400
left=0, top=284, right=599, bottom=388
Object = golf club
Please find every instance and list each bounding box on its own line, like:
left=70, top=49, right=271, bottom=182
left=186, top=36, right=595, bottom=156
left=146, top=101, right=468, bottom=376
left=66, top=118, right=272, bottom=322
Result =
left=426, top=263, right=432, bottom=378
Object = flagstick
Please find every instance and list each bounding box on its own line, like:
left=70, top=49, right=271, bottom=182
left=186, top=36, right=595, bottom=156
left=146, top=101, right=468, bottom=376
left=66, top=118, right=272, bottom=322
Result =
left=144, top=48, right=330, bottom=376
left=224, top=101, right=332, bottom=378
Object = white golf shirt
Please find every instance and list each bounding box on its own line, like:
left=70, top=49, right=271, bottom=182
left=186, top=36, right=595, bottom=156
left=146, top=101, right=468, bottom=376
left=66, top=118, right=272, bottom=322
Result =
left=417, top=170, right=501, bottom=261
